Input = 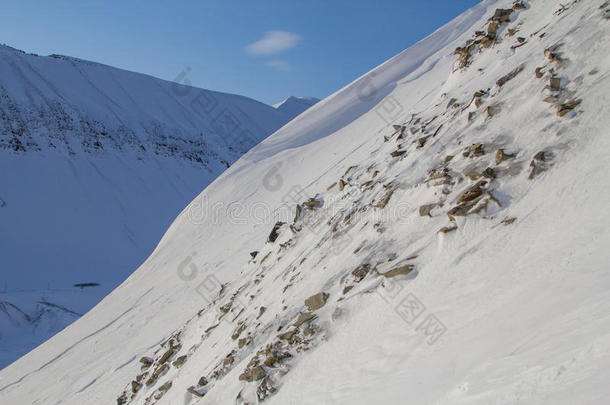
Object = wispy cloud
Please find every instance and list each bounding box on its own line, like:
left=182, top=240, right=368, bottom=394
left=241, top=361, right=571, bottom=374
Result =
left=264, top=59, right=291, bottom=71
left=246, top=31, right=300, bottom=55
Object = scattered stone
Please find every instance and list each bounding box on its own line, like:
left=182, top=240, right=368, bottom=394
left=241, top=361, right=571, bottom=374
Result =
left=550, top=76, right=561, bottom=91
left=485, top=105, right=500, bottom=118
left=339, top=179, right=346, bottom=191
left=172, top=355, right=187, bottom=368
left=159, top=347, right=178, bottom=364
left=155, top=381, right=172, bottom=399
left=380, top=264, right=414, bottom=278
left=146, top=363, right=169, bottom=386
left=267, top=221, right=285, bottom=243
left=117, top=393, right=128, bottom=405
left=501, top=217, right=517, bottom=225
left=375, top=190, right=394, bottom=209
left=513, top=1, right=526, bottom=10
left=470, top=143, right=485, bottom=157
left=223, top=353, right=235, bottom=367
left=303, top=198, right=322, bottom=210
left=343, top=285, right=354, bottom=294
left=557, top=99, right=581, bottom=117
left=535, top=67, right=545, bottom=78
left=352, top=263, right=371, bottom=282
left=250, top=251, right=259, bottom=259
left=239, top=365, right=267, bottom=382
left=344, top=165, right=357, bottom=176
left=491, top=8, right=513, bottom=23
left=482, top=167, right=496, bottom=178
left=140, top=356, right=154, bottom=368
left=131, top=380, right=141, bottom=394
left=419, top=204, right=435, bottom=217
left=187, top=386, right=207, bottom=398
left=277, top=329, right=298, bottom=342
left=293, top=312, right=316, bottom=328
left=205, top=323, right=219, bottom=334
left=257, top=377, right=277, bottom=401
left=198, top=376, right=209, bottom=386
left=444, top=155, right=454, bottom=164
left=416, top=135, right=430, bottom=148
left=439, top=225, right=458, bottom=234
left=496, top=65, right=524, bottom=87
left=391, top=150, right=407, bottom=158
left=305, top=292, right=329, bottom=311
left=457, top=184, right=484, bottom=204
left=294, top=204, right=302, bottom=222
left=495, top=148, right=516, bottom=164
left=239, top=337, right=252, bottom=349
left=528, top=151, right=551, bottom=179
left=257, top=306, right=266, bottom=319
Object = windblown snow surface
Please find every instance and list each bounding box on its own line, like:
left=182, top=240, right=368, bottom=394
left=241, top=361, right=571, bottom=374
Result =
left=0, top=45, right=309, bottom=368
left=1, top=0, right=609, bottom=403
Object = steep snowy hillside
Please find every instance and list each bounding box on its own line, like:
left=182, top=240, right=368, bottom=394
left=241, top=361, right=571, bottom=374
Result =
left=1, top=0, right=609, bottom=403
left=0, top=45, right=295, bottom=367
left=273, top=96, right=320, bottom=118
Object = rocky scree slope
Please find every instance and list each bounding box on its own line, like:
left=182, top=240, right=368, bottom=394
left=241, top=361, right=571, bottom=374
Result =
left=1, top=0, right=609, bottom=404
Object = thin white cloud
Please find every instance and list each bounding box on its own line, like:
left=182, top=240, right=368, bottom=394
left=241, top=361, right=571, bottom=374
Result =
left=246, top=31, right=300, bottom=55
left=265, top=59, right=291, bottom=71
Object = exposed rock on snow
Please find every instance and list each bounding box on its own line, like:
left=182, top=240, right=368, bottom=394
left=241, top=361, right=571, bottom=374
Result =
left=2, top=1, right=610, bottom=404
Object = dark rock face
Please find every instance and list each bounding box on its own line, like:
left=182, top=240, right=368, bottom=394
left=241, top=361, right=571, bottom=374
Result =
left=267, top=222, right=285, bottom=243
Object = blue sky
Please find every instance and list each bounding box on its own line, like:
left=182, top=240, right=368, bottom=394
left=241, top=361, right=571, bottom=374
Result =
left=0, top=0, right=480, bottom=105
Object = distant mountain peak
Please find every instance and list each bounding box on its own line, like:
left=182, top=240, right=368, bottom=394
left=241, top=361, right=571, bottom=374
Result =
left=273, top=96, right=320, bottom=118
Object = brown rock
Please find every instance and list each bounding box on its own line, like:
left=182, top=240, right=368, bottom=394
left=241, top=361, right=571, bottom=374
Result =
left=419, top=204, right=435, bottom=217
left=352, top=263, right=370, bottom=282
left=131, top=380, right=141, bottom=394
left=496, top=65, right=524, bottom=87
left=495, top=148, right=516, bottom=164
left=339, top=179, right=346, bottom=191
left=293, top=204, right=302, bottom=222
left=239, top=366, right=267, bottom=382
left=303, top=198, right=322, bottom=210
left=172, top=355, right=187, bottom=368
left=305, top=292, right=329, bottom=311
left=439, top=225, right=458, bottom=233
left=375, top=190, right=394, bottom=209
left=549, top=76, right=561, bottom=91
left=277, top=329, right=298, bottom=341
left=293, top=312, right=316, bottom=328
left=557, top=99, right=581, bottom=117
left=535, top=67, right=545, bottom=78
left=146, top=364, right=169, bottom=386
left=159, top=347, right=178, bottom=364
left=187, top=386, right=206, bottom=398
left=391, top=150, right=407, bottom=158
left=380, top=264, right=414, bottom=278
left=457, top=185, right=483, bottom=204
left=140, top=356, right=154, bottom=368
left=223, top=354, right=234, bottom=367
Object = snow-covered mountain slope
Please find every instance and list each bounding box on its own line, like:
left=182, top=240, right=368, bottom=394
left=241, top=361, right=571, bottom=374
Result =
left=272, top=96, right=320, bottom=118
left=0, top=45, right=295, bottom=367
left=2, top=0, right=610, bottom=403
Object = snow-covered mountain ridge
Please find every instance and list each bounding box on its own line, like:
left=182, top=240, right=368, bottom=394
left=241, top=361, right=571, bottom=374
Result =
left=1, top=0, right=609, bottom=403
left=273, top=96, right=320, bottom=117
left=0, top=44, right=312, bottom=368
